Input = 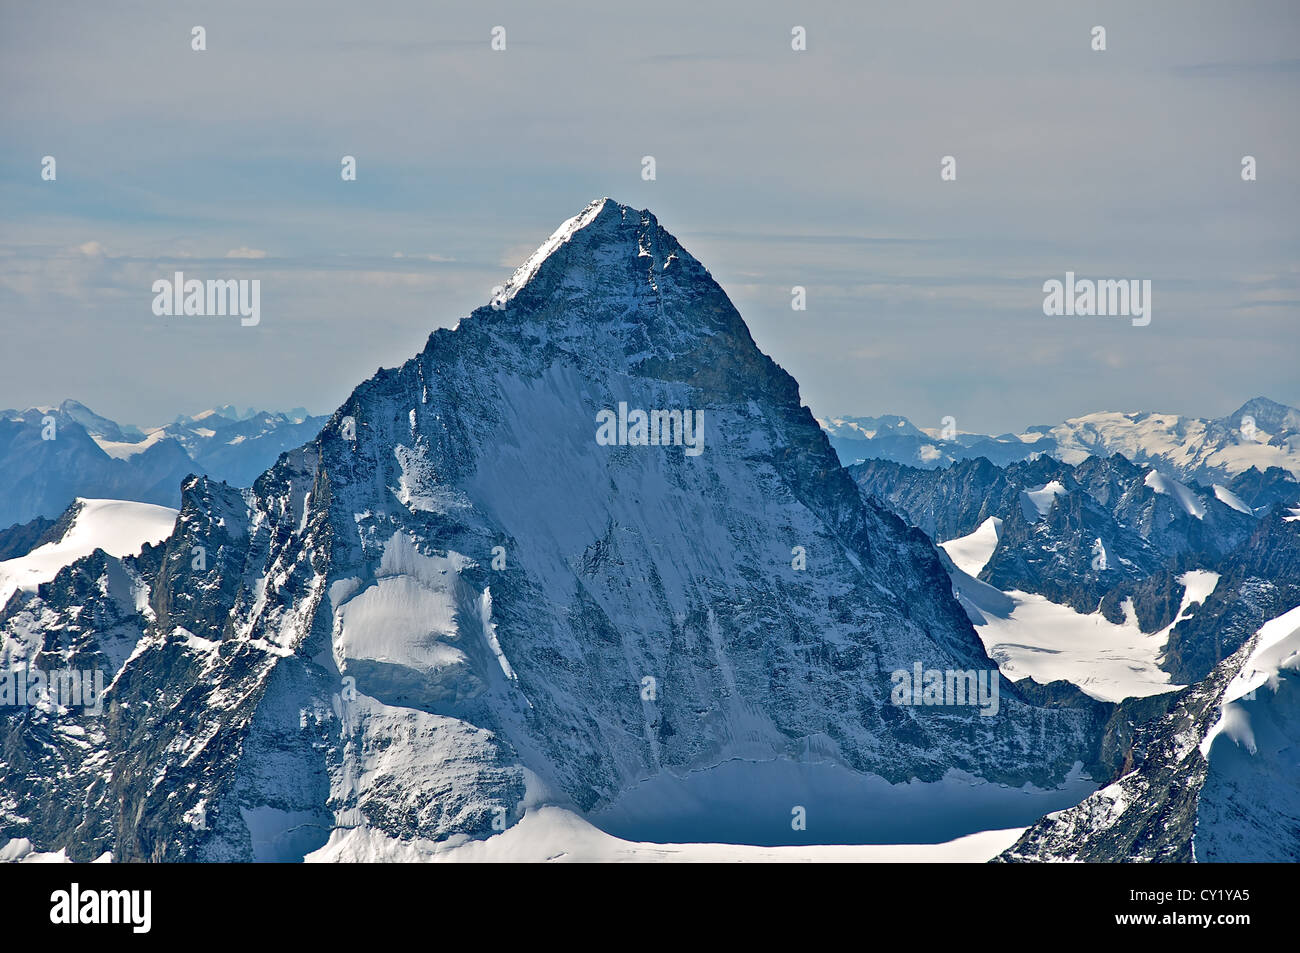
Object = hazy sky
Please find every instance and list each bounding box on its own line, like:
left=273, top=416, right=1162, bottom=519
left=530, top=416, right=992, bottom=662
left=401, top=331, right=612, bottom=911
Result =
left=2, top=0, right=1297, bottom=434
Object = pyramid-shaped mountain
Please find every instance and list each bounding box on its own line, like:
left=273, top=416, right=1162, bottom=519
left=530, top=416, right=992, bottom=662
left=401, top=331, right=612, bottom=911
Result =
left=0, top=199, right=1114, bottom=860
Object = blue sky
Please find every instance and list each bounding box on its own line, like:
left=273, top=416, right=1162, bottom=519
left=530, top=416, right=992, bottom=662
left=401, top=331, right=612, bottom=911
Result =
left=2, top=0, right=1298, bottom=433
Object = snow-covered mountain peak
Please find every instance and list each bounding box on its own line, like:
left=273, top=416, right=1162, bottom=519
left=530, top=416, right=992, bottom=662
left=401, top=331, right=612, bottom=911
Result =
left=1143, top=468, right=1206, bottom=520
left=2, top=203, right=1160, bottom=862
left=501, top=198, right=611, bottom=298
left=498, top=198, right=701, bottom=310
left=0, top=202, right=1127, bottom=861
left=1224, top=396, right=1300, bottom=434
left=430, top=198, right=770, bottom=406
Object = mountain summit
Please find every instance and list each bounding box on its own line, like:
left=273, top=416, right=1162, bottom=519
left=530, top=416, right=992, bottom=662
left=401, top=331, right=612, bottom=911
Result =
left=1, top=200, right=1112, bottom=860
left=474, top=197, right=782, bottom=400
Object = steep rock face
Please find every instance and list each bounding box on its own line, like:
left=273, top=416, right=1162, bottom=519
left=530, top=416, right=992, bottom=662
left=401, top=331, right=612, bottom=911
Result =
left=1224, top=465, right=1300, bottom=512
left=1073, top=454, right=1254, bottom=560
left=980, top=482, right=1165, bottom=616
left=852, top=454, right=1254, bottom=623
left=1159, top=512, right=1300, bottom=683
left=996, top=647, right=1243, bottom=862
left=850, top=456, right=1024, bottom=542
left=853, top=455, right=1254, bottom=559
left=0, top=517, right=57, bottom=561
left=997, top=604, right=1300, bottom=863
left=2, top=200, right=1110, bottom=860
left=0, top=544, right=163, bottom=857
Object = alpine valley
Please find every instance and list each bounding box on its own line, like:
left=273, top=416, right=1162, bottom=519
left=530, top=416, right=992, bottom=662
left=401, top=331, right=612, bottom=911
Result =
left=1, top=200, right=1296, bottom=863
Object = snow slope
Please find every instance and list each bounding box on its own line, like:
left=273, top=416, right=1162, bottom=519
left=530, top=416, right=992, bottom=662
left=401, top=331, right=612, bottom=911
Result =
left=0, top=839, right=112, bottom=863
left=306, top=805, right=1025, bottom=863
left=0, top=499, right=177, bottom=607
left=1000, top=600, right=1300, bottom=862
left=1212, top=484, right=1252, bottom=515
left=1157, top=570, right=1221, bottom=647
left=943, top=553, right=1205, bottom=702
left=1020, top=481, right=1066, bottom=520
left=1194, top=604, right=1300, bottom=861
left=1144, top=470, right=1206, bottom=520
left=939, top=517, right=1002, bottom=577
left=969, top=590, right=1181, bottom=702
left=1199, top=603, right=1300, bottom=759
left=91, top=430, right=168, bottom=460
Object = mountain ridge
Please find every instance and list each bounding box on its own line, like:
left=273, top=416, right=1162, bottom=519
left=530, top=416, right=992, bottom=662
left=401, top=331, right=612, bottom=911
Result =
left=1, top=198, right=1119, bottom=860
left=822, top=399, right=1300, bottom=490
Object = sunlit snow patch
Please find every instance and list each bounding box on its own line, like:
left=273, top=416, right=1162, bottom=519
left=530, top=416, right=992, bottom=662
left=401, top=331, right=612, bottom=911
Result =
left=0, top=838, right=112, bottom=863
left=939, top=517, right=1002, bottom=577
left=1144, top=469, right=1206, bottom=519
left=969, top=590, right=1181, bottom=702
left=1212, top=484, right=1252, bottom=515
left=0, top=499, right=178, bottom=607
left=1020, top=481, right=1066, bottom=520
left=306, top=806, right=1027, bottom=863
left=90, top=429, right=168, bottom=460
left=1201, top=603, right=1300, bottom=758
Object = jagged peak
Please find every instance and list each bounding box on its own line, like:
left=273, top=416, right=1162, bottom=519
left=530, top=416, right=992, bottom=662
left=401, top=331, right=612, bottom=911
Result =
left=500, top=198, right=612, bottom=301
left=498, top=198, right=687, bottom=304
left=1225, top=396, right=1300, bottom=426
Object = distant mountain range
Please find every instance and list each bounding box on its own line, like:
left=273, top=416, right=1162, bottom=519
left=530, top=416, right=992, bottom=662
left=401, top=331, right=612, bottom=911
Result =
left=851, top=450, right=1300, bottom=861
left=1, top=202, right=1296, bottom=864
left=0, top=399, right=327, bottom=529
left=819, top=397, right=1300, bottom=488
left=852, top=453, right=1300, bottom=682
